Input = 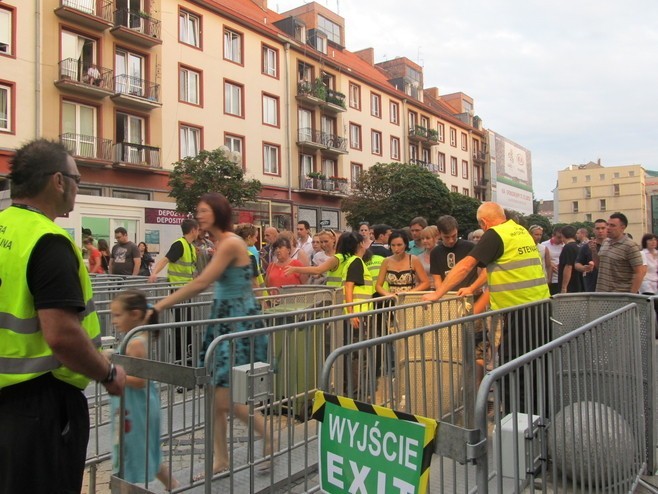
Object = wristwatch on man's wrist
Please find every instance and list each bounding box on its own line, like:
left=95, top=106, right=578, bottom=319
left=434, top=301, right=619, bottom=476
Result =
left=100, top=362, right=116, bottom=384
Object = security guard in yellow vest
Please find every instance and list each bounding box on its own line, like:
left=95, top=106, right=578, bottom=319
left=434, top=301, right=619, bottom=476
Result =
left=0, top=140, right=126, bottom=494
left=149, top=218, right=199, bottom=284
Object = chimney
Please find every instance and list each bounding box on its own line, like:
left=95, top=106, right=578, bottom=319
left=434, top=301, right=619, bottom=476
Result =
left=251, top=0, right=267, bottom=10
left=425, top=87, right=440, bottom=99
left=354, top=48, right=375, bottom=66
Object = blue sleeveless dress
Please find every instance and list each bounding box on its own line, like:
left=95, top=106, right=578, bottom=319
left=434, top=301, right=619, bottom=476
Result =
left=201, top=264, right=268, bottom=387
left=110, top=336, right=162, bottom=484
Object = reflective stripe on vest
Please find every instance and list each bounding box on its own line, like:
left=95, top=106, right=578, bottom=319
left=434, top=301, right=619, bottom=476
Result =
left=0, top=206, right=101, bottom=389
left=342, top=255, right=374, bottom=313
left=326, top=253, right=348, bottom=287
left=167, top=238, right=197, bottom=283
left=487, top=220, right=550, bottom=310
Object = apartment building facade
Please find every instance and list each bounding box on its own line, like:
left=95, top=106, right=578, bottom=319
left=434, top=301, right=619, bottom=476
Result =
left=0, top=0, right=491, bottom=238
left=555, top=161, right=648, bottom=240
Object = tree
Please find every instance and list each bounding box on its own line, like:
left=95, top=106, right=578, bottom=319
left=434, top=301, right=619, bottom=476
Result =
left=342, top=162, right=452, bottom=228
left=448, top=192, right=481, bottom=236
left=168, top=148, right=262, bottom=215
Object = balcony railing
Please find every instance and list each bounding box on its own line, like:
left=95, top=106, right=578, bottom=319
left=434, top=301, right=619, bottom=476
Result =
left=61, top=133, right=113, bottom=161
left=297, top=128, right=347, bottom=153
left=473, top=150, right=487, bottom=162
left=113, top=8, right=161, bottom=39
left=113, top=74, right=160, bottom=102
left=56, top=0, right=113, bottom=29
left=296, top=82, right=346, bottom=110
left=410, top=158, right=440, bottom=173
left=409, top=125, right=439, bottom=143
left=57, top=58, right=113, bottom=90
left=473, top=177, right=489, bottom=188
left=114, top=142, right=161, bottom=168
left=300, top=176, right=350, bottom=194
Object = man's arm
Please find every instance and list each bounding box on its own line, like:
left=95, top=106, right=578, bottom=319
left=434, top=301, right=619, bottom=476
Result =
left=422, top=255, right=478, bottom=301
left=132, top=257, right=141, bottom=276
left=148, top=256, right=170, bottom=282
left=108, top=257, right=114, bottom=274
left=561, top=264, right=573, bottom=293
left=631, top=264, right=647, bottom=294
left=456, top=268, right=487, bottom=297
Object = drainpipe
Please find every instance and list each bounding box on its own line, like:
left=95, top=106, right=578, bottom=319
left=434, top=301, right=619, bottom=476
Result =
left=283, top=42, right=292, bottom=201
left=35, top=0, right=42, bottom=138
left=402, top=98, right=408, bottom=163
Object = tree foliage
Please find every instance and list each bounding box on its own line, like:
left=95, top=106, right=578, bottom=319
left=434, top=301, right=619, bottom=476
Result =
left=448, top=192, right=481, bottom=235
left=168, top=148, right=262, bottom=215
left=342, top=162, right=452, bottom=229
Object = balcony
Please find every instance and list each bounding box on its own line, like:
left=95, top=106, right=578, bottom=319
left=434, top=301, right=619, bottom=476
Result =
left=299, top=175, right=350, bottom=195
left=55, top=59, right=114, bottom=99
left=409, top=125, right=439, bottom=144
left=113, top=142, right=161, bottom=170
left=111, top=8, right=162, bottom=47
left=410, top=158, right=440, bottom=173
left=61, top=133, right=113, bottom=166
left=54, top=0, right=113, bottom=31
left=473, top=151, right=487, bottom=163
left=110, top=75, right=161, bottom=110
left=297, top=128, right=347, bottom=154
left=296, top=82, right=346, bottom=113
left=473, top=177, right=489, bottom=189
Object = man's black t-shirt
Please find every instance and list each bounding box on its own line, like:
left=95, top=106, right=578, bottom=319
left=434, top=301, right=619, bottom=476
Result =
left=27, top=234, right=85, bottom=311
left=469, top=229, right=505, bottom=267
left=165, top=240, right=184, bottom=263
left=369, top=244, right=390, bottom=258
left=558, top=242, right=583, bottom=293
left=429, top=239, right=478, bottom=289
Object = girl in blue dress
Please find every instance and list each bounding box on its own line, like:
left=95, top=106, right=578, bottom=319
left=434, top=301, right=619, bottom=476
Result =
left=152, top=192, right=270, bottom=476
left=109, top=289, right=177, bottom=489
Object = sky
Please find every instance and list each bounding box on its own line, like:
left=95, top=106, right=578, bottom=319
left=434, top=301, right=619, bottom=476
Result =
left=272, top=0, right=658, bottom=200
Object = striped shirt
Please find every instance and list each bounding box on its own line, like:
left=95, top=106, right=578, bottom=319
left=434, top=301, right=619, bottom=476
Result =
left=595, top=235, right=643, bottom=292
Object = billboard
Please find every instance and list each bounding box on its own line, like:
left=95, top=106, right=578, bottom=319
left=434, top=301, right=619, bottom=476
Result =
left=488, top=131, right=534, bottom=215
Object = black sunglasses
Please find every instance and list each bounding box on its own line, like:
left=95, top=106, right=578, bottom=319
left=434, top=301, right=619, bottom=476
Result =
left=47, top=171, right=81, bottom=184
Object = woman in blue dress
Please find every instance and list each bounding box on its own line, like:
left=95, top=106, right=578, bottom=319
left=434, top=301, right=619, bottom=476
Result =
left=152, top=192, right=269, bottom=476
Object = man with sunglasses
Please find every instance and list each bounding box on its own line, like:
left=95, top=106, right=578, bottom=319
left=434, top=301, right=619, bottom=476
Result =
left=0, top=139, right=126, bottom=493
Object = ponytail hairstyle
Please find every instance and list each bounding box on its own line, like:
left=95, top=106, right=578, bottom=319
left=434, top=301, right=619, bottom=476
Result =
left=113, top=289, right=158, bottom=324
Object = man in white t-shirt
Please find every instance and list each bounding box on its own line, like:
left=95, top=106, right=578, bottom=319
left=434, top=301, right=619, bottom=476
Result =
left=297, top=220, right=314, bottom=258
left=541, top=226, right=564, bottom=295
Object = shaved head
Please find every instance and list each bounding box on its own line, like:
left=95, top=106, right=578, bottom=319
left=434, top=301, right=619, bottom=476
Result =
left=477, top=202, right=506, bottom=226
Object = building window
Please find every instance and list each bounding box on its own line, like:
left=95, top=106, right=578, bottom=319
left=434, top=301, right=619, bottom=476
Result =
left=317, top=14, right=341, bottom=44
left=461, top=132, right=468, bottom=151
left=422, top=148, right=430, bottom=163
left=115, top=49, right=144, bottom=96
left=584, top=186, right=591, bottom=198
left=224, top=29, right=242, bottom=64
left=600, top=199, right=606, bottom=211
left=613, top=172, right=620, bottom=178
left=0, top=83, right=12, bottom=132
left=462, top=188, right=469, bottom=196
left=629, top=170, right=635, bottom=177
left=263, top=143, right=280, bottom=175
left=322, top=158, right=336, bottom=178
left=262, top=94, right=279, bottom=126
left=370, top=92, right=381, bottom=118
left=391, top=136, right=400, bottom=160
left=572, top=201, right=579, bottom=213
left=300, top=154, right=314, bottom=177
left=224, top=134, right=243, bottom=167
left=600, top=173, right=605, bottom=180
left=462, top=160, right=469, bottom=179
left=180, top=125, right=201, bottom=158
left=438, top=152, right=445, bottom=173
left=349, top=83, right=360, bottom=110
left=0, top=6, right=13, bottom=57
left=224, top=81, right=243, bottom=117
left=62, top=30, right=97, bottom=83
left=572, top=176, right=577, bottom=183
left=371, top=130, right=382, bottom=155
left=390, top=101, right=399, bottom=124
left=585, top=213, right=592, bottom=222
left=261, top=44, right=278, bottom=77
left=420, top=116, right=429, bottom=129
left=61, top=101, right=97, bottom=156
left=450, top=156, right=458, bottom=176
left=115, top=112, right=147, bottom=164
left=585, top=175, right=591, bottom=182
left=351, top=162, right=363, bottom=185
left=349, top=123, right=361, bottom=150
left=298, top=62, right=313, bottom=83
left=408, top=111, right=417, bottom=130
left=179, top=66, right=200, bottom=105
left=179, top=9, right=200, bottom=48
left=450, top=128, right=457, bottom=147
left=437, top=123, right=445, bottom=142
left=451, top=185, right=459, bottom=193
left=613, top=184, right=620, bottom=196
left=409, top=144, right=418, bottom=162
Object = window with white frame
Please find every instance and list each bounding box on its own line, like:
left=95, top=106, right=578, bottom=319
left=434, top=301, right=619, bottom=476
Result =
left=263, top=143, right=279, bottom=175
left=300, top=154, right=313, bottom=178
left=0, top=7, right=12, bottom=56
left=371, top=130, right=382, bottom=155
left=322, top=158, right=336, bottom=178
left=572, top=201, right=579, bottom=213
left=179, top=10, right=200, bottom=47
left=179, top=67, right=200, bottom=105
left=613, top=184, right=620, bottom=196
left=349, top=123, right=361, bottom=149
left=370, top=92, right=381, bottom=118
left=408, top=111, right=417, bottom=130
left=262, top=45, right=277, bottom=77
left=462, top=160, right=469, bottom=179
left=584, top=186, right=591, bottom=198
left=351, top=162, right=362, bottom=184
left=437, top=123, right=445, bottom=142
left=450, top=128, right=457, bottom=146
left=61, top=101, right=96, bottom=157
left=450, top=156, right=458, bottom=176
left=409, top=144, right=418, bottom=161
left=0, top=84, right=11, bottom=132
left=390, top=101, right=399, bottom=124
left=600, top=199, right=606, bottom=211
left=391, top=137, right=400, bottom=160
left=262, top=94, right=278, bottom=126
left=420, top=116, right=429, bottom=129
left=224, top=134, right=243, bottom=166
left=224, top=29, right=242, bottom=63
left=224, top=82, right=242, bottom=116
left=461, top=132, right=468, bottom=151
left=349, top=83, right=360, bottom=110
left=180, top=125, right=201, bottom=158
left=438, top=152, right=446, bottom=173
left=422, top=148, right=430, bottom=163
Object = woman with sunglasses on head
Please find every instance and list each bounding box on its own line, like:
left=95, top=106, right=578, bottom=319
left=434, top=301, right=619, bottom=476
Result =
left=285, top=229, right=349, bottom=291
